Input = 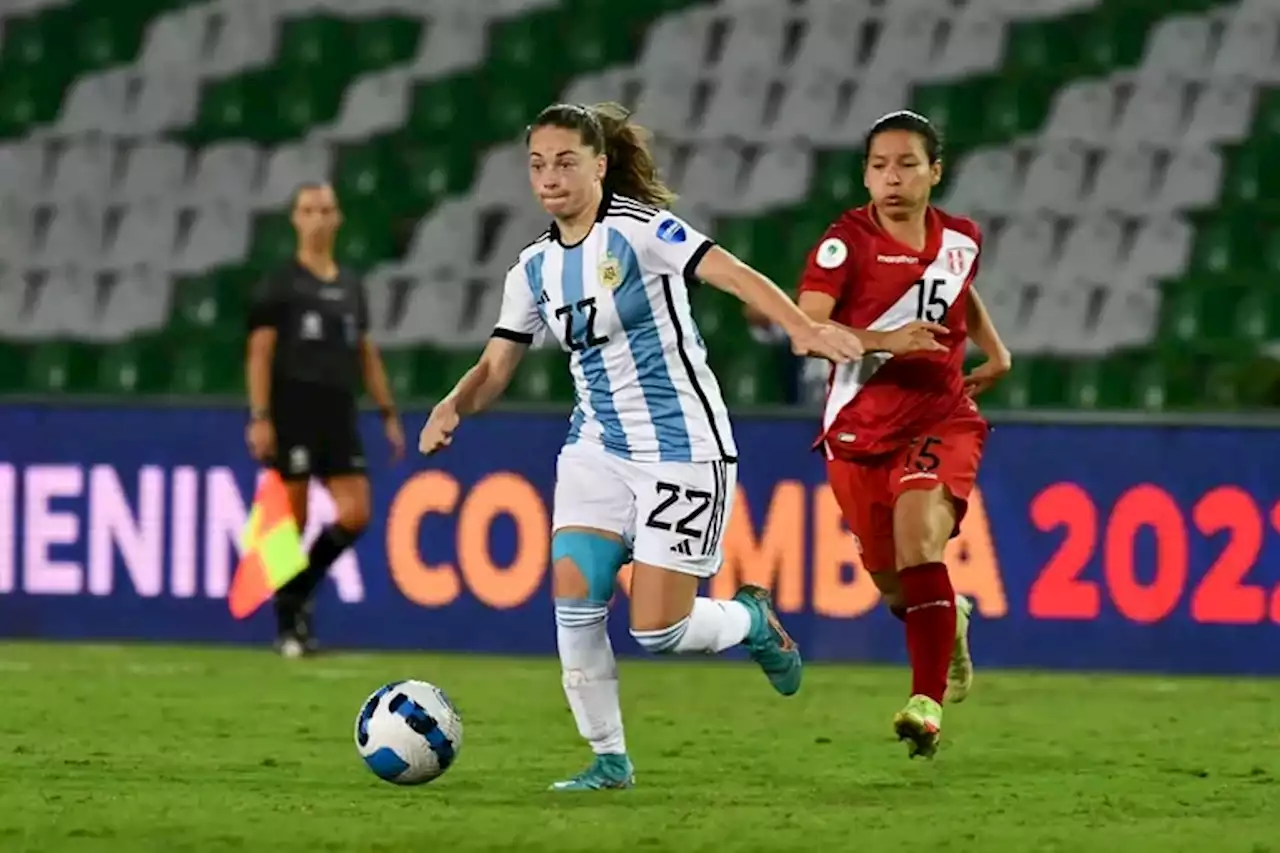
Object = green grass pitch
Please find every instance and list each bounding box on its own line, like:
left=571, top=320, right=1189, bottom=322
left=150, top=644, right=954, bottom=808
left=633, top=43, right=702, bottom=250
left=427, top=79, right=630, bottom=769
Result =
left=2, top=642, right=1277, bottom=853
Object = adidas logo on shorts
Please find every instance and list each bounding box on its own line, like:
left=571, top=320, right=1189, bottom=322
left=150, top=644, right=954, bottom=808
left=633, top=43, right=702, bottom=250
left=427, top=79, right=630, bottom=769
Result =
left=670, top=539, right=694, bottom=556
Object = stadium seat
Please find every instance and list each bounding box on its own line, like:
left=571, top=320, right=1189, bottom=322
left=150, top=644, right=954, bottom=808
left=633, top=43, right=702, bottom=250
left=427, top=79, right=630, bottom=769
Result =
left=169, top=334, right=244, bottom=395
left=1, top=0, right=1278, bottom=414
left=508, top=347, right=575, bottom=403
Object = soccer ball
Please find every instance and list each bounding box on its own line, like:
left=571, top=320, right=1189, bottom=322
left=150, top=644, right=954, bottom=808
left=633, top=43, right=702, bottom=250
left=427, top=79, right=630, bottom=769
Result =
left=353, top=680, right=463, bottom=785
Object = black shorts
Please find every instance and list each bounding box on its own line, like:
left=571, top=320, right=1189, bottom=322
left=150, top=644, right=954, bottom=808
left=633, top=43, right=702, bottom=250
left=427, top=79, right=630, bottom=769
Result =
left=270, top=381, right=366, bottom=481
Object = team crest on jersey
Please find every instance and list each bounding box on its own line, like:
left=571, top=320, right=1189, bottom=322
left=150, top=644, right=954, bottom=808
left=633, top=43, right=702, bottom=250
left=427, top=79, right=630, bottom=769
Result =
left=598, top=252, right=622, bottom=289
left=946, top=247, right=975, bottom=277
left=816, top=237, right=848, bottom=269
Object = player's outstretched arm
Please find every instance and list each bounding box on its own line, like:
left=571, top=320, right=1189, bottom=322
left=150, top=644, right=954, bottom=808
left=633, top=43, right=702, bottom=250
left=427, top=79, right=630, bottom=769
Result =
left=796, top=291, right=947, bottom=356
left=694, top=246, right=863, bottom=363
left=418, top=338, right=528, bottom=456
left=963, top=287, right=1012, bottom=396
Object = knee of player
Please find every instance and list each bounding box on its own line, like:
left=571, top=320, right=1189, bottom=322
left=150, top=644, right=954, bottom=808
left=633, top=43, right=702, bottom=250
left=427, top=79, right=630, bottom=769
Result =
left=335, top=501, right=371, bottom=533
left=893, top=486, right=954, bottom=568
left=629, top=617, right=689, bottom=655
left=551, top=530, right=629, bottom=604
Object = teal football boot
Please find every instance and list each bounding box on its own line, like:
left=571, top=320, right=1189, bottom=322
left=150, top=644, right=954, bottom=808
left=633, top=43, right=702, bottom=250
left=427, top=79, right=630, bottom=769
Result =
left=548, top=753, right=635, bottom=792
left=734, top=584, right=803, bottom=696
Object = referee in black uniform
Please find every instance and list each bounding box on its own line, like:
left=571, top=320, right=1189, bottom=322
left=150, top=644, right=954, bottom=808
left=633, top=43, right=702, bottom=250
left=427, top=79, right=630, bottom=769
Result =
left=245, top=182, right=405, bottom=658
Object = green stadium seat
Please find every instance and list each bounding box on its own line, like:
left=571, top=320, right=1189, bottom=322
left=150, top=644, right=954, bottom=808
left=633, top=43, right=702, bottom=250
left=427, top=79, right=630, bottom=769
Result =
left=262, top=74, right=337, bottom=143
left=335, top=208, right=396, bottom=268
left=169, top=337, right=244, bottom=395
left=1002, top=18, right=1078, bottom=74
left=483, top=83, right=549, bottom=145
left=487, top=16, right=549, bottom=81
left=1236, top=287, right=1280, bottom=346
left=509, top=348, right=575, bottom=403
left=1232, top=355, right=1280, bottom=408
left=0, top=78, right=46, bottom=138
left=1, top=11, right=72, bottom=71
left=785, top=213, right=834, bottom=274
left=248, top=214, right=296, bottom=270
left=981, top=75, right=1057, bottom=143
left=1189, top=217, right=1264, bottom=274
left=1133, top=355, right=1202, bottom=412
left=402, top=346, right=472, bottom=399
left=1066, top=356, right=1138, bottom=410
left=1219, top=142, right=1280, bottom=205
left=1252, top=87, right=1280, bottom=139
left=1265, top=230, right=1280, bottom=273
left=352, top=17, right=423, bottom=73
left=171, top=270, right=252, bottom=335
left=26, top=341, right=96, bottom=394
left=810, top=151, right=867, bottom=209
left=712, top=219, right=759, bottom=265
left=690, top=290, right=748, bottom=352
left=0, top=342, right=28, bottom=393
left=333, top=143, right=394, bottom=207
left=276, top=17, right=349, bottom=77
left=397, top=144, right=474, bottom=212
left=407, top=77, right=479, bottom=144
left=1076, top=7, right=1152, bottom=72
left=75, top=15, right=136, bottom=71
left=378, top=347, right=421, bottom=401
left=1157, top=278, right=1245, bottom=347
left=1024, top=356, right=1072, bottom=409
left=912, top=79, right=989, bottom=148
left=562, top=14, right=630, bottom=75
left=717, top=346, right=787, bottom=407
left=97, top=337, right=170, bottom=395
left=191, top=76, right=254, bottom=142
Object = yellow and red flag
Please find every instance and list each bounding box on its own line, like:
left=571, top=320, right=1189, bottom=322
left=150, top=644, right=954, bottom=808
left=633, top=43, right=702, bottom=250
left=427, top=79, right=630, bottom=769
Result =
left=228, top=471, right=307, bottom=619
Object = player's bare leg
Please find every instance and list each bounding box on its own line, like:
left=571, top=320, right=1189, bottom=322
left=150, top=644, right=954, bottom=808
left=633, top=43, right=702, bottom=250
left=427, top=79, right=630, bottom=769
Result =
left=891, top=485, right=959, bottom=758
left=549, top=527, right=633, bottom=792
left=629, top=563, right=802, bottom=696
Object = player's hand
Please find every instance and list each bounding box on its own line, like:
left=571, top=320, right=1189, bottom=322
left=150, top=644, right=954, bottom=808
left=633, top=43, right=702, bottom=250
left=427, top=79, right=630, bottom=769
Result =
left=877, top=321, right=949, bottom=356
left=384, top=414, right=406, bottom=462
left=418, top=403, right=459, bottom=456
left=246, top=418, right=275, bottom=462
left=964, top=351, right=1013, bottom=397
left=792, top=321, right=864, bottom=363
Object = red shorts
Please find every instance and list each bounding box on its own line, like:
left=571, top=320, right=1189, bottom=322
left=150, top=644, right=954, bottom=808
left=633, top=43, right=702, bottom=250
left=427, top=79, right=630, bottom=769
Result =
left=826, top=418, right=988, bottom=574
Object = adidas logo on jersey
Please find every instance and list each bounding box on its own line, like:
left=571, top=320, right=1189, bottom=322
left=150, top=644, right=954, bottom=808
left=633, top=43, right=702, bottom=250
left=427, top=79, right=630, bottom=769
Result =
left=877, top=254, right=919, bottom=264
left=670, top=539, right=694, bottom=556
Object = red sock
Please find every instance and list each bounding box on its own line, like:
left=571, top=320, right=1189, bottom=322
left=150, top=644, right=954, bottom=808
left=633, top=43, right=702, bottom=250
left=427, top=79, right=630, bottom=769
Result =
left=899, top=562, right=955, bottom=704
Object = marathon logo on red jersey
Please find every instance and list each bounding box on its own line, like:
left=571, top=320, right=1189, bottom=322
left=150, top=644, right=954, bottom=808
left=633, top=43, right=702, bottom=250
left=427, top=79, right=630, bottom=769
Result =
left=877, top=254, right=918, bottom=264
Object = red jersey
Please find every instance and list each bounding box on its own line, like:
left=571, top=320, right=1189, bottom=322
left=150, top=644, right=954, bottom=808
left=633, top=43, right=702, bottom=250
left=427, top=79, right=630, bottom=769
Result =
left=798, top=204, right=985, bottom=461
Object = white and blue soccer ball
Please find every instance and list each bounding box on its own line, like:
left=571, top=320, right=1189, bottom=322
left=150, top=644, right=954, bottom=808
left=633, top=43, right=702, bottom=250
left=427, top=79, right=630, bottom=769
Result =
left=354, top=680, right=463, bottom=785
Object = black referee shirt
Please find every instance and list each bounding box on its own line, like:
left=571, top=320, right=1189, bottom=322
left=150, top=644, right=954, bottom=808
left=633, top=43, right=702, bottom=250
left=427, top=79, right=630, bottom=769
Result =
left=247, top=261, right=370, bottom=393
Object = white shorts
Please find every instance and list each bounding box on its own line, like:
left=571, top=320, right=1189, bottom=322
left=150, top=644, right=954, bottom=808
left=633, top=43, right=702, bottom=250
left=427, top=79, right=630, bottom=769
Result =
left=552, top=441, right=737, bottom=578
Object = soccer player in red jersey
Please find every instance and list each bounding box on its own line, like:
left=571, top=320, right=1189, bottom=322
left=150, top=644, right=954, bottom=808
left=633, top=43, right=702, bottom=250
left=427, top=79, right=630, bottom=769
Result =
left=796, top=111, right=1012, bottom=758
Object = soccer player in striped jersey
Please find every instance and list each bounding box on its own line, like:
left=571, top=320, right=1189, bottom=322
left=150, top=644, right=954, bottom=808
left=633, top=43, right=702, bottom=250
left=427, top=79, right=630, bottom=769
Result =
left=797, top=111, right=1012, bottom=759
left=418, top=102, right=863, bottom=791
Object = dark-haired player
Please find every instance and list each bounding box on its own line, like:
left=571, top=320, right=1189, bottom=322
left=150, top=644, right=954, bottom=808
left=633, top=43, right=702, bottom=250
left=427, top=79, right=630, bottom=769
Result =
left=245, top=182, right=405, bottom=658
left=797, top=111, right=1012, bottom=758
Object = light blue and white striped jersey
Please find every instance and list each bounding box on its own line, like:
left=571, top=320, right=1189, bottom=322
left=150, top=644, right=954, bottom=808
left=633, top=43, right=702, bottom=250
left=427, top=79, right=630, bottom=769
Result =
left=492, top=193, right=738, bottom=464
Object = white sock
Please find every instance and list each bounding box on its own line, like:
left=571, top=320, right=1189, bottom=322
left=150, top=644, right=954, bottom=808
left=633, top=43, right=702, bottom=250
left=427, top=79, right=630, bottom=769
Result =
left=631, top=598, right=753, bottom=654
left=555, top=599, right=626, bottom=756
